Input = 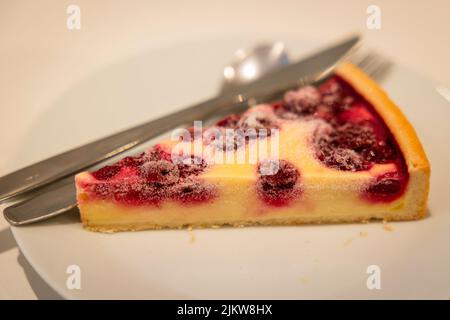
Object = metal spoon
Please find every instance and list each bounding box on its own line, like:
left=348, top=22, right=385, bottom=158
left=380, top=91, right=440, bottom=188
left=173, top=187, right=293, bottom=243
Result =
left=221, top=42, right=290, bottom=93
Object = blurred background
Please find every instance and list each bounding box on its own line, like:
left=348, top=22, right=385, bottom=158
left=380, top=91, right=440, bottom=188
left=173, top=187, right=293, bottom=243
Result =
left=0, top=0, right=449, bottom=299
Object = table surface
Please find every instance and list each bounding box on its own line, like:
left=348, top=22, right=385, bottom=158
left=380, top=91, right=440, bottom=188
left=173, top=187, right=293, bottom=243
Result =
left=1, top=0, right=449, bottom=299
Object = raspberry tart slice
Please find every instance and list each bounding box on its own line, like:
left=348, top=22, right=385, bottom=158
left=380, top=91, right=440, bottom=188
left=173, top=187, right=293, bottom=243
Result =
left=75, top=63, right=430, bottom=232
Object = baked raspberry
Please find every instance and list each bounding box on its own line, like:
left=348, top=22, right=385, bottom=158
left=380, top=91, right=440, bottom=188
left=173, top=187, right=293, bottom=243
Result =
left=314, top=121, right=399, bottom=171
left=319, top=77, right=341, bottom=95
left=316, top=144, right=370, bottom=171
left=91, top=182, right=113, bottom=197
left=216, top=114, right=241, bottom=128
left=238, top=111, right=277, bottom=130
left=146, top=145, right=172, bottom=162
left=172, top=179, right=217, bottom=204
left=181, top=127, right=196, bottom=142
left=92, top=165, right=121, bottom=181
left=337, top=105, right=375, bottom=124
left=313, top=104, right=335, bottom=122
left=319, top=77, right=354, bottom=112
left=331, top=123, right=377, bottom=152
left=112, top=185, right=142, bottom=205
left=256, top=159, right=301, bottom=206
left=118, top=154, right=146, bottom=168
left=238, top=111, right=278, bottom=137
left=88, top=152, right=214, bottom=205
left=139, top=160, right=179, bottom=185
left=362, top=139, right=397, bottom=163
left=108, top=147, right=172, bottom=173
left=112, top=184, right=162, bottom=206
left=175, top=155, right=207, bottom=178
left=284, top=85, right=321, bottom=115
left=274, top=104, right=300, bottom=120
left=364, top=171, right=407, bottom=202
left=315, top=124, right=373, bottom=170
left=203, top=127, right=245, bottom=151
left=319, top=78, right=343, bottom=107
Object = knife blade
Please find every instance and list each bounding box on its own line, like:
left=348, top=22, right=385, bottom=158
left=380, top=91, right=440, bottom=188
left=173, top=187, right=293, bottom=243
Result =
left=3, top=35, right=360, bottom=225
left=4, top=177, right=77, bottom=226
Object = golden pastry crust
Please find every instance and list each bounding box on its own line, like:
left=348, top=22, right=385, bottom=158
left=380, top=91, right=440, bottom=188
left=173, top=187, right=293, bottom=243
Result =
left=83, top=214, right=424, bottom=233
left=336, top=62, right=430, bottom=218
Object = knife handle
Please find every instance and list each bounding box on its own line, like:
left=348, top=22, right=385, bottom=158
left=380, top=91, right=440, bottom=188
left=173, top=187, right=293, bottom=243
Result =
left=4, top=177, right=77, bottom=225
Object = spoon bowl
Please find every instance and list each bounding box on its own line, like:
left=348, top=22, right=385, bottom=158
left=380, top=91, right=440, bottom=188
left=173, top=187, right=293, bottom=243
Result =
left=221, top=42, right=291, bottom=93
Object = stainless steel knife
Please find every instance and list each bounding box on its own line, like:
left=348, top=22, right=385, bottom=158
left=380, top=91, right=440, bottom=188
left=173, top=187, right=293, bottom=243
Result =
left=3, top=35, right=360, bottom=225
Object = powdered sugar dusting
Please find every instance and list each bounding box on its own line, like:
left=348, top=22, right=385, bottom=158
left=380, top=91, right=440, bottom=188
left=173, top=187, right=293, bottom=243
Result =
left=256, top=159, right=301, bottom=206
left=284, top=85, right=321, bottom=115
left=86, top=145, right=216, bottom=206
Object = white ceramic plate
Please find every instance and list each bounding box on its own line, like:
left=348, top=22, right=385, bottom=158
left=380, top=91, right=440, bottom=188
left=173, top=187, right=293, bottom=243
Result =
left=10, top=35, right=450, bottom=299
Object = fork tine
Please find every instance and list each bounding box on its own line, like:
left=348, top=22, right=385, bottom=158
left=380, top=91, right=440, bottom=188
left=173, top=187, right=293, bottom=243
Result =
left=350, top=51, right=392, bottom=81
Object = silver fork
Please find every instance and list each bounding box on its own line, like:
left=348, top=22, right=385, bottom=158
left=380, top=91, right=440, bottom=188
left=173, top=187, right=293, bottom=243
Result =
left=351, top=51, right=392, bottom=81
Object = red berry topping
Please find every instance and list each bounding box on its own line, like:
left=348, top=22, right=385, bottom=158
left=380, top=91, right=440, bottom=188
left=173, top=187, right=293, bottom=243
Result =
left=112, top=183, right=163, bottom=206
left=361, top=140, right=397, bottom=164
left=313, top=104, right=335, bottom=121
left=238, top=111, right=277, bottom=130
left=319, top=78, right=344, bottom=107
left=319, top=78, right=355, bottom=112
left=203, top=127, right=245, bottom=151
left=87, top=151, right=215, bottom=206
left=147, top=145, right=172, bottom=161
left=337, top=105, right=374, bottom=124
left=274, top=104, right=300, bottom=120
left=216, top=114, right=241, bottom=128
left=175, top=155, right=207, bottom=178
left=364, top=171, right=407, bottom=202
left=91, top=165, right=121, bottom=181
left=238, top=111, right=278, bottom=137
left=173, top=179, right=217, bottom=204
left=316, top=145, right=369, bottom=171
left=319, top=77, right=342, bottom=96
left=256, top=159, right=301, bottom=206
left=118, top=154, right=146, bottom=168
left=332, top=123, right=377, bottom=151
left=314, top=121, right=397, bottom=170
left=284, top=85, right=321, bottom=115
left=139, top=160, right=179, bottom=185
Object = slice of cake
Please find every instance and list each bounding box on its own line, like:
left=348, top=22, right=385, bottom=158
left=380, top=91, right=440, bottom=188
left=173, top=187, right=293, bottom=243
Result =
left=75, top=63, right=430, bottom=232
